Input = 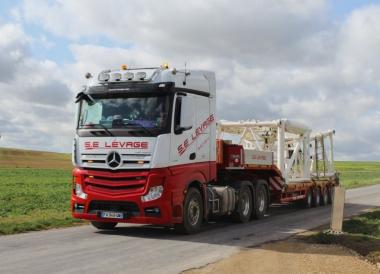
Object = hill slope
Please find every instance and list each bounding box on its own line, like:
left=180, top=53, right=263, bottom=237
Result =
left=0, top=147, right=72, bottom=169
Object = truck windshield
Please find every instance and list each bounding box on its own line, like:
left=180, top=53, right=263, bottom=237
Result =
left=78, top=93, right=171, bottom=137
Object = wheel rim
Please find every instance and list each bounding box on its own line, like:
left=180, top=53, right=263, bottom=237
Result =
left=241, top=192, right=250, bottom=216
left=258, top=189, right=266, bottom=212
left=307, top=192, right=312, bottom=205
left=188, top=198, right=200, bottom=226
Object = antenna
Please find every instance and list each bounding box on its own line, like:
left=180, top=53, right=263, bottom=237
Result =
left=183, top=62, right=190, bottom=85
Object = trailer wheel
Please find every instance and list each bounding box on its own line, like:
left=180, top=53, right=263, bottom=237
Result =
left=232, top=185, right=253, bottom=223
left=252, top=184, right=268, bottom=219
left=174, top=187, right=203, bottom=234
left=321, top=188, right=329, bottom=206
left=327, top=186, right=333, bottom=204
left=304, top=189, right=313, bottom=208
left=91, top=221, right=117, bottom=230
left=313, top=188, right=321, bottom=207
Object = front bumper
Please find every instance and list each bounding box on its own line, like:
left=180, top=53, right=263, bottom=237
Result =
left=71, top=168, right=177, bottom=225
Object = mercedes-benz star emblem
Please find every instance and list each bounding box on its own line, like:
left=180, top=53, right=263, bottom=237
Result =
left=106, top=151, right=122, bottom=169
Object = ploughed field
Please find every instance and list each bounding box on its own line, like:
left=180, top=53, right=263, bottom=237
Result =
left=0, top=147, right=379, bottom=235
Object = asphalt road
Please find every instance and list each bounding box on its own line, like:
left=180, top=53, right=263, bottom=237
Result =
left=1, top=185, right=379, bottom=274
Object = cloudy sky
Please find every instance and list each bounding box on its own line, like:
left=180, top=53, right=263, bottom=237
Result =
left=0, top=0, right=379, bottom=160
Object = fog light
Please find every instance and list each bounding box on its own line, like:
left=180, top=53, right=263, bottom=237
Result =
left=144, top=207, right=161, bottom=217
left=74, top=203, right=85, bottom=213
left=75, top=183, right=87, bottom=199
left=141, top=185, right=163, bottom=202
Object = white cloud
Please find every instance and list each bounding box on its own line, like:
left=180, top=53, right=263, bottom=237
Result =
left=0, top=23, right=29, bottom=82
left=0, top=1, right=379, bottom=160
left=0, top=22, right=74, bottom=152
left=19, top=0, right=330, bottom=65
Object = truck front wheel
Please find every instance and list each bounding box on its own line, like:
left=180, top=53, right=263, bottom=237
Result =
left=91, top=221, right=117, bottom=230
left=175, top=187, right=203, bottom=234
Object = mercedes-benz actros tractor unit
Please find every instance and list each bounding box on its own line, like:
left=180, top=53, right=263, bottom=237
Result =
left=72, top=65, right=338, bottom=234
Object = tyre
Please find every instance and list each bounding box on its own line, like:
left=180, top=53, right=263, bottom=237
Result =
left=321, top=188, right=329, bottom=206
left=174, top=187, right=203, bottom=234
left=304, top=189, right=313, bottom=208
left=91, top=221, right=117, bottom=230
left=232, top=184, right=253, bottom=223
left=313, top=188, right=321, bottom=207
left=252, top=183, right=268, bottom=219
left=327, top=186, right=333, bottom=204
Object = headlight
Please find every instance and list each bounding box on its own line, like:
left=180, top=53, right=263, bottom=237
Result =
left=141, top=185, right=163, bottom=202
left=75, top=183, right=87, bottom=199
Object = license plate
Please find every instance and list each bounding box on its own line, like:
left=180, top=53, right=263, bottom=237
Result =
left=100, top=211, right=124, bottom=219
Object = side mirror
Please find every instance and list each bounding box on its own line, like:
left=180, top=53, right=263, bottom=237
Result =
left=175, top=95, right=194, bottom=134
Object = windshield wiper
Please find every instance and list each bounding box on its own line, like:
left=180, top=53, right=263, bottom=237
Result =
left=123, top=121, right=155, bottom=136
left=98, top=124, right=114, bottom=136
left=86, top=123, right=114, bottom=136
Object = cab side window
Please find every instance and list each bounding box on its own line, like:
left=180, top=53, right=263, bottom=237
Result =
left=174, top=96, right=182, bottom=134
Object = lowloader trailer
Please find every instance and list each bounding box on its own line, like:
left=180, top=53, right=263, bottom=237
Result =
left=72, top=65, right=338, bottom=234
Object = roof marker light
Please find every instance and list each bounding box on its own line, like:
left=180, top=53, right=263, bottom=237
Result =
left=124, top=72, right=134, bottom=80
left=136, top=72, right=146, bottom=80
left=111, top=73, right=121, bottom=81
left=121, top=64, right=128, bottom=70
left=162, top=63, right=169, bottom=69
left=98, top=72, right=110, bottom=81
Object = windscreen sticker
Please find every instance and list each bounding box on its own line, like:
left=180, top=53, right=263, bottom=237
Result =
left=84, top=141, right=149, bottom=150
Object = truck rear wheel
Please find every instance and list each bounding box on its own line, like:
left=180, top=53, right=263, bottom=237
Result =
left=321, top=188, right=329, bottom=205
left=304, top=189, right=313, bottom=208
left=232, top=185, right=253, bottom=223
left=252, top=183, right=268, bottom=219
left=327, top=186, right=333, bottom=204
left=175, top=187, right=203, bottom=234
left=91, top=221, right=117, bottom=230
left=313, top=188, right=321, bottom=207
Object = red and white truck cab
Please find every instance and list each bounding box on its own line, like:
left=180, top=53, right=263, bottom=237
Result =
left=72, top=65, right=338, bottom=234
left=72, top=65, right=218, bottom=233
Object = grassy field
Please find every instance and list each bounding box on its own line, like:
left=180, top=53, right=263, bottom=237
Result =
left=0, top=148, right=379, bottom=235
left=335, top=161, right=380, bottom=189
left=0, top=148, right=82, bottom=235
left=308, top=209, right=380, bottom=264
left=0, top=147, right=72, bottom=169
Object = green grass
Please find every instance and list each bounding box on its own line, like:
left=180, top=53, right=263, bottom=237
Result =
left=335, top=161, right=380, bottom=189
left=0, top=148, right=83, bottom=235
left=308, top=210, right=380, bottom=264
left=0, top=168, right=83, bottom=235
left=0, top=147, right=379, bottom=235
